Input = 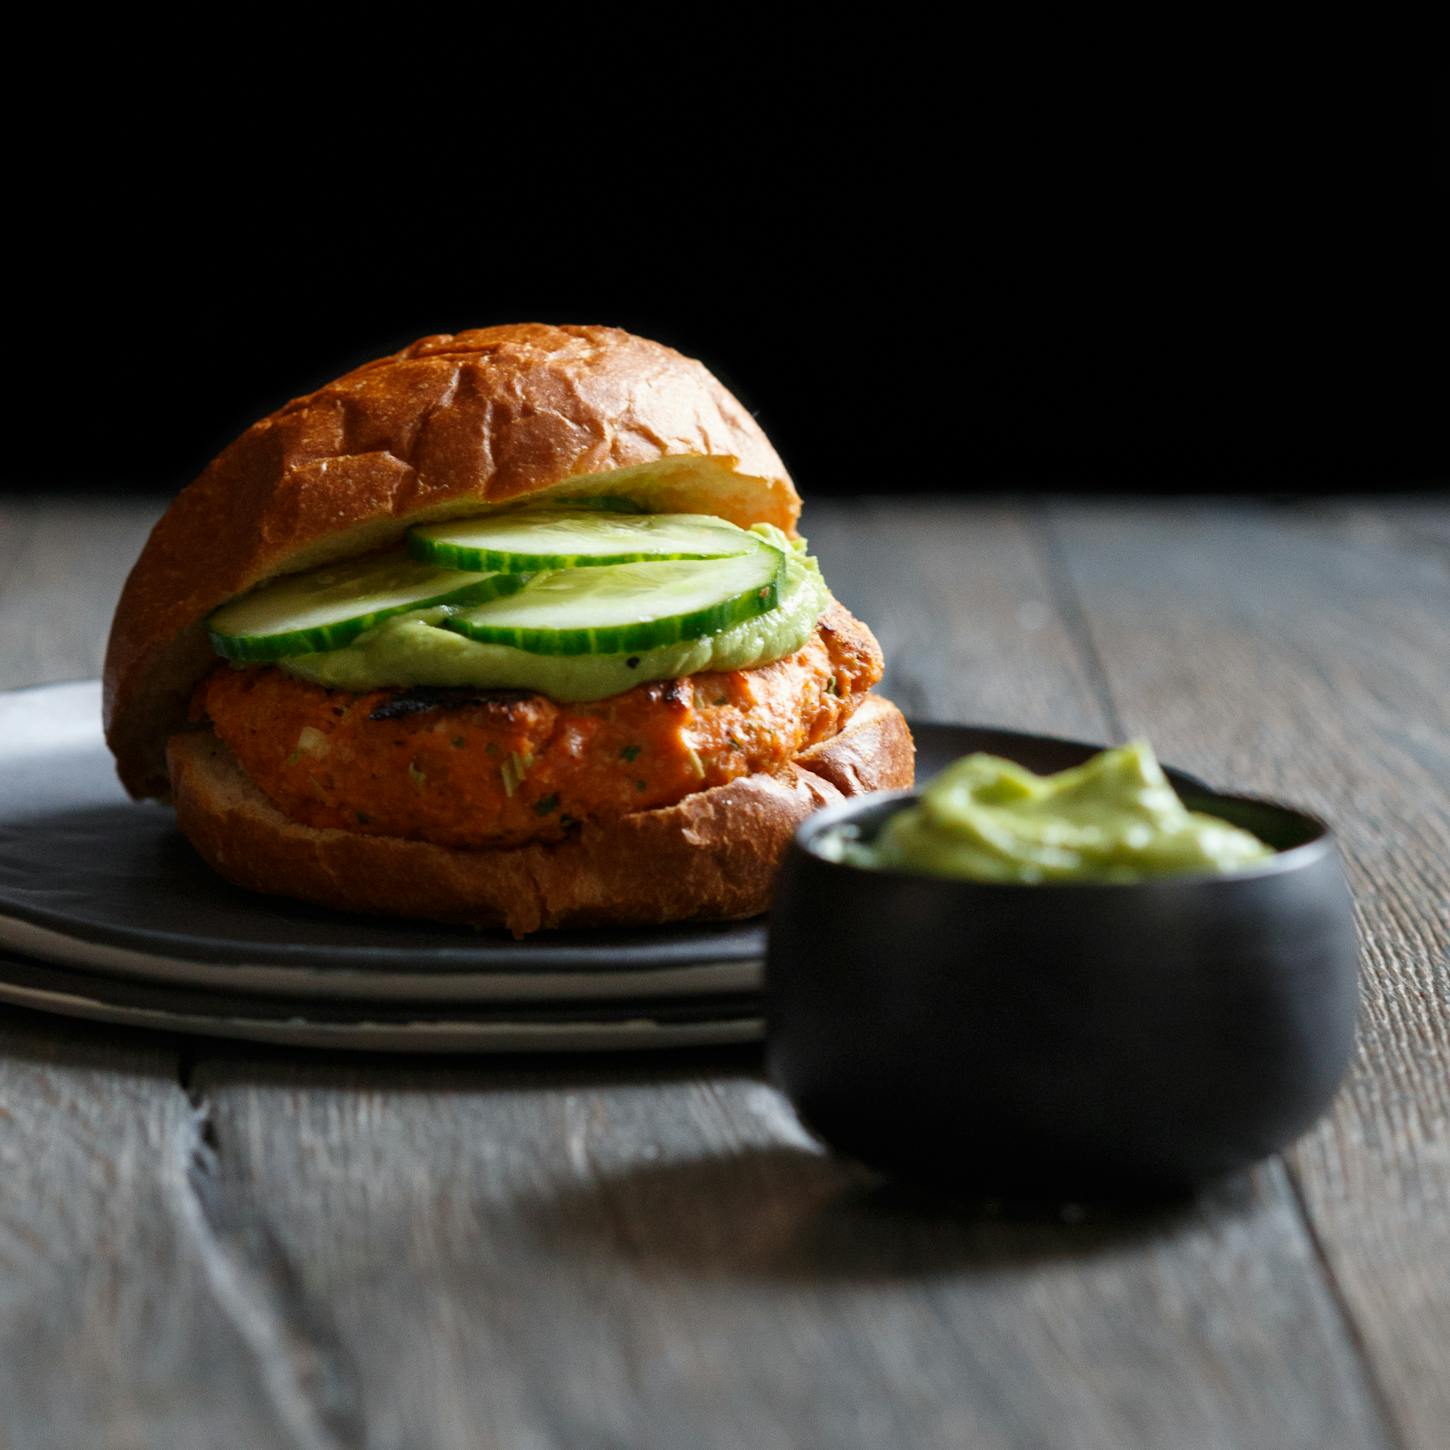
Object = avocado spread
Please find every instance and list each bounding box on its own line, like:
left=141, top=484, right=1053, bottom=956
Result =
left=828, top=741, right=1273, bottom=883
left=281, top=526, right=830, bottom=701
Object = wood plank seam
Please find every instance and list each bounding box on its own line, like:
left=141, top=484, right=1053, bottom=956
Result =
left=1040, top=500, right=1414, bottom=1450
left=1031, top=509, right=1128, bottom=742
left=176, top=1052, right=367, bottom=1450
left=1281, top=1168, right=1410, bottom=1449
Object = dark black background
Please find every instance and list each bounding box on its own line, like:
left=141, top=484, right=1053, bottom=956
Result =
left=10, top=78, right=1445, bottom=499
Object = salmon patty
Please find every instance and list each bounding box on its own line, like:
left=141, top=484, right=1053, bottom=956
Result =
left=196, top=601, right=883, bottom=849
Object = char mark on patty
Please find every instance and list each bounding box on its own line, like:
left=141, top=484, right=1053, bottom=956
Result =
left=367, top=685, right=541, bottom=721
left=644, top=678, right=691, bottom=710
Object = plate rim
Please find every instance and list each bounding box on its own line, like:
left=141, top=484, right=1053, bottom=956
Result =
left=1, top=680, right=1214, bottom=1000
left=0, top=946, right=764, bottom=1053
left=0, top=679, right=768, bottom=973
left=0, top=912, right=763, bottom=1003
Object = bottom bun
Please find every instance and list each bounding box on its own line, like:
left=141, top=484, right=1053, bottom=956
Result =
left=167, top=693, right=914, bottom=935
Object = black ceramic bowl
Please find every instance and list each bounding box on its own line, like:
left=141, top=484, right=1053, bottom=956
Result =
left=766, top=727, right=1359, bottom=1196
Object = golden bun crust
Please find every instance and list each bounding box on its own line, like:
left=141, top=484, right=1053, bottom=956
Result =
left=105, top=324, right=797, bottom=798
left=167, top=695, right=914, bottom=936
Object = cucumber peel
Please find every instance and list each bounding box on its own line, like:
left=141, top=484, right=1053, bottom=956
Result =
left=407, top=508, right=758, bottom=573
left=441, top=546, right=787, bottom=656
left=207, top=552, right=528, bottom=662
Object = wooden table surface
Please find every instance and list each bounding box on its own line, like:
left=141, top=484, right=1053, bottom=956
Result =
left=1, top=496, right=1447, bottom=1450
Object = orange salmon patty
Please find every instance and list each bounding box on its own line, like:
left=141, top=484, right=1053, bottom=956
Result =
left=196, top=602, right=883, bottom=850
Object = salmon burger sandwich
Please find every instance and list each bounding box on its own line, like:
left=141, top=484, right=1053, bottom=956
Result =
left=104, top=324, right=914, bottom=935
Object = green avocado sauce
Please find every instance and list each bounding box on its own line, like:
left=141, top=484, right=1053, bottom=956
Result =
left=826, top=741, right=1273, bottom=883
left=280, top=525, right=831, bottom=701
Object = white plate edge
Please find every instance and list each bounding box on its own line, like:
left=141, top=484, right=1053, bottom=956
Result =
left=0, top=915, right=763, bottom=1003
left=0, top=975, right=765, bottom=1053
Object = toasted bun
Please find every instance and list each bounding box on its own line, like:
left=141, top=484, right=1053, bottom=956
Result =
left=105, top=324, right=798, bottom=798
left=167, top=695, right=915, bottom=936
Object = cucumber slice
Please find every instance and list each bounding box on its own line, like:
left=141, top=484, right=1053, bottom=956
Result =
left=443, top=546, right=787, bottom=656
left=207, top=552, right=528, bottom=661
left=408, top=509, right=757, bottom=573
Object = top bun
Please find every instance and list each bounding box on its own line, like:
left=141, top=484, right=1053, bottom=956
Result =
left=104, top=324, right=798, bottom=798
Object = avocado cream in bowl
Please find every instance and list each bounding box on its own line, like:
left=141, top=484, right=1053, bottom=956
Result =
left=766, top=724, right=1359, bottom=1197
left=821, top=740, right=1274, bottom=884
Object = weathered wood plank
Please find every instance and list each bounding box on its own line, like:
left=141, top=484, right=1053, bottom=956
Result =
left=0, top=1017, right=305, bottom=1450
left=1048, top=498, right=1450, bottom=1449
left=0, top=497, right=160, bottom=688
left=180, top=503, right=1392, bottom=1450
left=0, top=498, right=345, bottom=1449
left=809, top=500, right=1111, bottom=733
left=1305, top=498, right=1450, bottom=559
left=189, top=1046, right=1396, bottom=1450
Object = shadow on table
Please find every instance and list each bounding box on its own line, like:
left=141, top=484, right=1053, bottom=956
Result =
left=0, top=1016, right=1266, bottom=1285
left=526, top=1142, right=1262, bottom=1282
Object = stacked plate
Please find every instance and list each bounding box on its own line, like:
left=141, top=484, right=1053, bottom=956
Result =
left=0, top=682, right=766, bottom=1050
left=2, top=683, right=1014, bottom=1052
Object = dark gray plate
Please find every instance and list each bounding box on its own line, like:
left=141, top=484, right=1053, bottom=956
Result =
left=0, top=684, right=761, bottom=983
left=0, top=681, right=1204, bottom=1014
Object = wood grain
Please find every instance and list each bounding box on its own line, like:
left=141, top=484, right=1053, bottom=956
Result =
left=0, top=499, right=158, bottom=688
left=2, top=494, right=1445, bottom=1448
left=0, top=1017, right=304, bottom=1450
left=183, top=1047, right=1392, bottom=1450
left=1048, top=499, right=1450, bottom=1449
left=1309, top=498, right=1450, bottom=557
left=808, top=500, right=1114, bottom=734
left=0, top=499, right=344, bottom=1449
